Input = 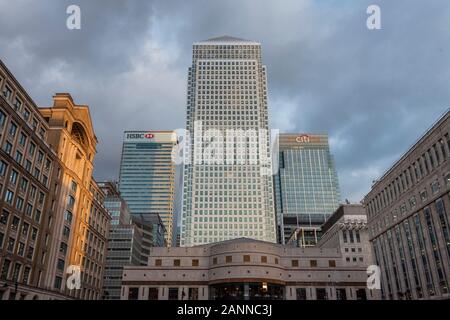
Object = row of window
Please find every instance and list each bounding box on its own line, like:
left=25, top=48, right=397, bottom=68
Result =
left=372, top=196, right=450, bottom=299
left=0, top=74, right=47, bottom=140
left=367, top=133, right=450, bottom=218
left=127, top=286, right=368, bottom=300
left=153, top=256, right=336, bottom=268
left=0, top=258, right=32, bottom=285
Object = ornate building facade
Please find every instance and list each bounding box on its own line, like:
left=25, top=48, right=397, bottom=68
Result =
left=39, top=93, right=110, bottom=300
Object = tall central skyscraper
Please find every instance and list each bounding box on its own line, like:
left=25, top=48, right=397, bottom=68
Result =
left=181, top=36, right=276, bottom=246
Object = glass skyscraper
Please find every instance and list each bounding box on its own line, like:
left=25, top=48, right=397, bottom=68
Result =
left=274, top=134, right=341, bottom=245
left=119, top=131, right=176, bottom=244
left=181, top=36, right=276, bottom=246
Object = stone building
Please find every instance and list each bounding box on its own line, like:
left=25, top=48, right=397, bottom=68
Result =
left=0, top=59, right=68, bottom=300
left=364, top=109, right=450, bottom=300
left=121, top=237, right=380, bottom=300
left=39, top=93, right=110, bottom=300
left=0, top=58, right=110, bottom=300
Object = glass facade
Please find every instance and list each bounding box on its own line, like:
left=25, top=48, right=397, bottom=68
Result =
left=274, top=134, right=341, bottom=244
left=119, top=131, right=176, bottom=244
left=181, top=36, right=276, bottom=246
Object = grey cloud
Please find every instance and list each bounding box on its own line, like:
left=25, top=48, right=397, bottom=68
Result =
left=1, top=0, right=449, bottom=202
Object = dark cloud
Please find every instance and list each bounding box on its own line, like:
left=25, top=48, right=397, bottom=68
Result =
left=1, top=0, right=449, bottom=201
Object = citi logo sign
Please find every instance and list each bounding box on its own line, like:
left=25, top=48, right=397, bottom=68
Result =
left=296, top=135, right=310, bottom=143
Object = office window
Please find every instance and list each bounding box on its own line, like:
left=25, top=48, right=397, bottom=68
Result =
left=155, top=259, right=162, bottom=266
left=0, top=160, right=7, bottom=176
left=168, top=288, right=178, bottom=300
left=212, top=257, right=218, bottom=265
left=22, top=267, right=31, bottom=284
left=12, top=263, right=21, bottom=282
left=189, top=288, right=199, bottom=300
left=3, top=142, right=12, bottom=155
left=10, top=170, right=18, bottom=185
left=243, top=255, right=250, bottom=263
left=28, top=227, right=37, bottom=241
left=128, top=287, right=139, bottom=300
left=21, top=222, right=29, bottom=237
left=261, top=256, right=267, bottom=263
left=192, top=259, right=199, bottom=267
left=2, top=85, right=12, bottom=99
left=342, top=230, right=347, bottom=243
left=11, top=216, right=20, bottom=231
left=310, top=260, right=318, bottom=267
left=173, top=259, right=181, bottom=267
left=355, top=230, right=361, bottom=243
left=356, top=289, right=367, bottom=300
left=291, top=259, right=299, bottom=267
left=59, top=242, right=68, bottom=255
left=28, top=142, right=36, bottom=156
left=148, top=288, right=158, bottom=300
left=0, top=110, right=6, bottom=127
left=23, top=108, right=30, bottom=121
left=336, top=288, right=347, bottom=300
left=64, top=210, right=73, bottom=224
left=0, top=210, right=9, bottom=224
left=225, top=256, right=232, bottom=263
left=8, top=122, right=17, bottom=137
left=296, top=288, right=307, bottom=300
left=13, top=97, right=22, bottom=111
left=57, top=259, right=65, bottom=271
left=1, top=259, right=11, bottom=280
left=18, top=132, right=27, bottom=146
left=34, top=209, right=41, bottom=223
left=328, top=260, right=336, bottom=267
left=316, top=288, right=327, bottom=300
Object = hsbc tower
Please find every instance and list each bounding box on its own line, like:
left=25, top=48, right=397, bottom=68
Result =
left=119, top=131, right=177, bottom=245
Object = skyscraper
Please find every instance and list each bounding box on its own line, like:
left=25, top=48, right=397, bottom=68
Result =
left=119, top=131, right=176, bottom=244
left=181, top=36, right=276, bottom=246
left=274, top=134, right=341, bottom=245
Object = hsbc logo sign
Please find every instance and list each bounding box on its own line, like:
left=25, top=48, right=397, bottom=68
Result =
left=296, top=135, right=310, bottom=143
left=126, top=132, right=155, bottom=140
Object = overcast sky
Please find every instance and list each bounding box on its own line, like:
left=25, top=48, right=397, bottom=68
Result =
left=1, top=0, right=449, bottom=202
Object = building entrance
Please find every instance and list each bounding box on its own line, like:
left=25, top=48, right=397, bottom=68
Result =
left=210, top=282, right=285, bottom=300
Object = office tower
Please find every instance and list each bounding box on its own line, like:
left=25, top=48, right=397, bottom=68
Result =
left=119, top=131, right=176, bottom=245
left=98, top=181, right=142, bottom=300
left=0, top=60, right=67, bottom=300
left=181, top=36, right=276, bottom=246
left=274, top=134, right=341, bottom=245
left=364, top=109, right=450, bottom=300
left=40, top=93, right=110, bottom=300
